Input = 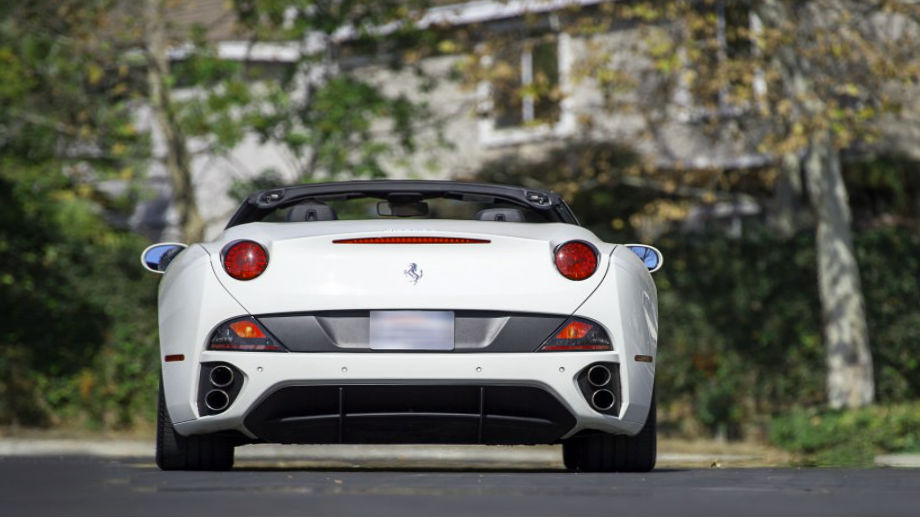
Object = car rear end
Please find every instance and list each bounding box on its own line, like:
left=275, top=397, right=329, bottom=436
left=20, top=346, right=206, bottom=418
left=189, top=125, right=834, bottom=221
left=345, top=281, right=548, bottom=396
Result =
left=158, top=219, right=657, bottom=448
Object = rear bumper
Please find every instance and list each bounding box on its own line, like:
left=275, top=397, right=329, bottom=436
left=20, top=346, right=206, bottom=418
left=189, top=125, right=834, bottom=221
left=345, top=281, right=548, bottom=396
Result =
left=244, top=384, right=576, bottom=444
left=169, top=350, right=652, bottom=441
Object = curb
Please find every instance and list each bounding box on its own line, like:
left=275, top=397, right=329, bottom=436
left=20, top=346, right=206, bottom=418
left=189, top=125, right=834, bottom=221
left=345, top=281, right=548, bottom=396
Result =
left=875, top=454, right=920, bottom=468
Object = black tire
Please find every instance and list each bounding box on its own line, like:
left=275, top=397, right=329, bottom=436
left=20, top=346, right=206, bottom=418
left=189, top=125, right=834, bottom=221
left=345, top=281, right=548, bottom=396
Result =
left=156, top=380, right=234, bottom=471
left=562, top=396, right=656, bottom=472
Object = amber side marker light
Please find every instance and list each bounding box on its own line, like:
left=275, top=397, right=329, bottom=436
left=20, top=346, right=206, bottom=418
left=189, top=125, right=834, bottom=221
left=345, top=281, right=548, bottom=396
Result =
left=164, top=354, right=185, bottom=362
left=333, top=237, right=490, bottom=244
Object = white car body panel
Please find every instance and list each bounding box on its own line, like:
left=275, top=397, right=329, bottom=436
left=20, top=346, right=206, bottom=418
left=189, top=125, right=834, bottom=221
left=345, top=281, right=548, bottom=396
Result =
left=201, top=220, right=612, bottom=316
left=157, top=245, right=250, bottom=424
left=572, top=245, right=659, bottom=428
left=172, top=351, right=635, bottom=436
left=153, top=187, right=659, bottom=446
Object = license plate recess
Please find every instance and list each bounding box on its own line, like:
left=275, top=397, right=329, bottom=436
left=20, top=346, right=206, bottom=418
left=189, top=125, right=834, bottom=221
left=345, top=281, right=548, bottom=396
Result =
left=369, top=311, right=455, bottom=351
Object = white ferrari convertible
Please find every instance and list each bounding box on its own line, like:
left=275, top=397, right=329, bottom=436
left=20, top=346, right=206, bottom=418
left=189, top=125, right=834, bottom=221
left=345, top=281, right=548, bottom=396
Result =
left=142, top=180, right=662, bottom=471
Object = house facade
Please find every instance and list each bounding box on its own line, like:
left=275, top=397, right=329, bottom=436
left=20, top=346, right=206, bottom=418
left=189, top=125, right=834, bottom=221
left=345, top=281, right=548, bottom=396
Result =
left=137, top=0, right=918, bottom=241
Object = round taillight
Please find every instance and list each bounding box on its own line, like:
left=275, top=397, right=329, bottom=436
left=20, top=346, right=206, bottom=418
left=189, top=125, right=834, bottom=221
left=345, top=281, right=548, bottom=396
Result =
left=223, top=241, right=268, bottom=280
left=554, top=241, right=598, bottom=281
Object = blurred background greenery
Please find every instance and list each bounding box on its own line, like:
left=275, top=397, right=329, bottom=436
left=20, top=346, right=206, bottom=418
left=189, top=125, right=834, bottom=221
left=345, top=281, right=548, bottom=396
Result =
left=2, top=0, right=920, bottom=466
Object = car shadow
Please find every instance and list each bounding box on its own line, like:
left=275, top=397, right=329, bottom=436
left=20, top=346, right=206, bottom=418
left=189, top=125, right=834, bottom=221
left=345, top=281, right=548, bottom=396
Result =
left=221, top=465, right=688, bottom=473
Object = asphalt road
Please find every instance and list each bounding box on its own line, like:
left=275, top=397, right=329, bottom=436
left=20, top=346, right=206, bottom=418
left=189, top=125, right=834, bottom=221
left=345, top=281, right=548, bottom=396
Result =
left=0, top=456, right=918, bottom=516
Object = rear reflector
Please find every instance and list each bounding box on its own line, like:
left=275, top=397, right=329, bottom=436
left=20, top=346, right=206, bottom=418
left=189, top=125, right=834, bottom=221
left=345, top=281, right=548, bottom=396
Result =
left=540, top=317, right=612, bottom=352
left=209, top=317, right=285, bottom=352
left=333, top=237, right=490, bottom=244
left=164, top=354, right=185, bottom=362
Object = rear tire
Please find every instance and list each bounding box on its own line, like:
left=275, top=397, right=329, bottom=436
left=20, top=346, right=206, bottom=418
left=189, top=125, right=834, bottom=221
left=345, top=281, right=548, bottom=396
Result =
left=562, top=396, right=656, bottom=472
left=156, top=380, right=234, bottom=471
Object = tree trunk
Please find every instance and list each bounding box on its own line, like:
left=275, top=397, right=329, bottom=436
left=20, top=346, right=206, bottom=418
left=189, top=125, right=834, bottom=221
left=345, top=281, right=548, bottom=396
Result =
left=756, top=0, right=875, bottom=409
left=144, top=0, right=204, bottom=243
left=804, top=132, right=874, bottom=409
left=769, top=152, right=804, bottom=239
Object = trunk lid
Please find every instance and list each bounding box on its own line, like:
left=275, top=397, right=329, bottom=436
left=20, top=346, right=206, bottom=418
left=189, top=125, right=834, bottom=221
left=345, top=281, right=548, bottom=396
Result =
left=205, top=220, right=611, bottom=316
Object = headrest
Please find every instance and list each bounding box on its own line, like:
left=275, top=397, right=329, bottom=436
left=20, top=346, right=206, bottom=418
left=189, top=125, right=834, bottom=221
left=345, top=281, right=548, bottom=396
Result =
left=286, top=202, right=337, bottom=222
left=475, top=208, right=524, bottom=222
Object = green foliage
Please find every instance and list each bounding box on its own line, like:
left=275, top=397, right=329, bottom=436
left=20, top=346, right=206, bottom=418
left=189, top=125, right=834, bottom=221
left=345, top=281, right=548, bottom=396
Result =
left=0, top=1, right=148, bottom=176
left=652, top=230, right=825, bottom=438
left=845, top=155, right=920, bottom=224
left=578, top=1, right=920, bottom=153
left=0, top=171, right=159, bottom=428
left=169, top=34, right=253, bottom=152
left=650, top=225, right=920, bottom=438
left=631, top=224, right=920, bottom=438
left=770, top=402, right=920, bottom=466
left=234, top=0, right=433, bottom=41
left=219, top=0, right=442, bottom=181
left=856, top=227, right=920, bottom=401
left=0, top=0, right=157, bottom=429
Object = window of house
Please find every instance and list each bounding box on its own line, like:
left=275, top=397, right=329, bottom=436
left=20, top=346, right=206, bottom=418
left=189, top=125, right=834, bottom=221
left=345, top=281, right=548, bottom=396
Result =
left=491, top=36, right=561, bottom=129
left=243, top=60, right=295, bottom=82
left=170, top=58, right=294, bottom=88
left=683, top=1, right=758, bottom=115
left=477, top=31, right=574, bottom=146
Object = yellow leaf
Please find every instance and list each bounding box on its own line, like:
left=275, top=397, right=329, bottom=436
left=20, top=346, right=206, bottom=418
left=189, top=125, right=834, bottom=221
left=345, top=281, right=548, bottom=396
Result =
left=119, top=123, right=137, bottom=137
left=51, top=190, right=74, bottom=201
left=79, top=370, right=95, bottom=400
left=437, top=40, right=458, bottom=54
left=87, top=63, right=104, bottom=85
left=403, top=50, right=421, bottom=64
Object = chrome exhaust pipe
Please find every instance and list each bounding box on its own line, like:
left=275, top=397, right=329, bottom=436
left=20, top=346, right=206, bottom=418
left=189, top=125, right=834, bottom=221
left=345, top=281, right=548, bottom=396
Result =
left=209, top=365, right=234, bottom=388
left=587, top=364, right=612, bottom=387
left=204, top=389, right=230, bottom=412
left=591, top=389, right=616, bottom=411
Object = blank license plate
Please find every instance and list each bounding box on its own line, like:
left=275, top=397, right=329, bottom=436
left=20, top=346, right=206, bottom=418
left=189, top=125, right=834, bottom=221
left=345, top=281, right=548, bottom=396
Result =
left=369, top=311, right=455, bottom=351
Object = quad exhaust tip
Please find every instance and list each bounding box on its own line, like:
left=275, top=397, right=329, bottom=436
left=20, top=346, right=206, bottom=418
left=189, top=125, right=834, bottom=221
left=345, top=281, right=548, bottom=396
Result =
left=204, top=389, right=230, bottom=412
left=209, top=365, right=234, bottom=388
left=591, top=389, right=616, bottom=411
left=587, top=364, right=612, bottom=387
